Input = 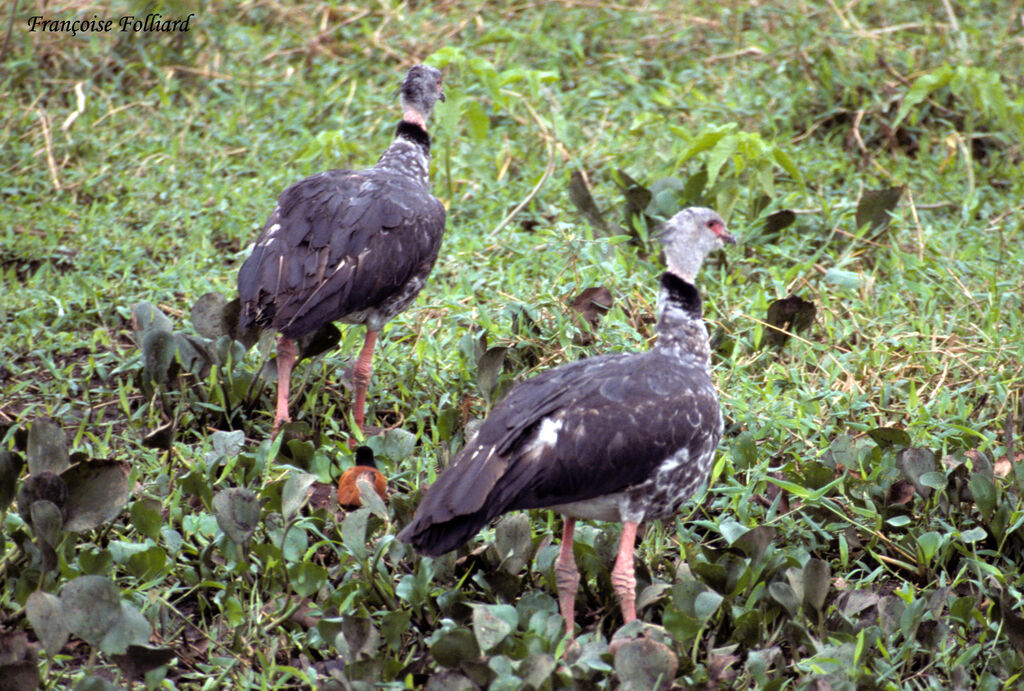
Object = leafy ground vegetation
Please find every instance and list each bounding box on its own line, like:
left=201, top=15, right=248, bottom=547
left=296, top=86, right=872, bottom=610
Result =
left=2, top=0, right=1024, bottom=688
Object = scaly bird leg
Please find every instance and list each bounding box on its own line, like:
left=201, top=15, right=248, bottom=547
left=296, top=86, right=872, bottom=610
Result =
left=351, top=329, right=379, bottom=434
left=273, top=336, right=297, bottom=432
left=611, top=521, right=639, bottom=623
left=555, top=517, right=580, bottom=639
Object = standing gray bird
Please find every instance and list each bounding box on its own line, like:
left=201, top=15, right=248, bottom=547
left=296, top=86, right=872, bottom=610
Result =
left=238, top=65, right=446, bottom=434
left=398, top=207, right=735, bottom=637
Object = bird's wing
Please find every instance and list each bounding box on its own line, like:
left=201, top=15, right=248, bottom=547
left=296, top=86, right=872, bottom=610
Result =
left=413, top=350, right=720, bottom=526
left=238, top=169, right=446, bottom=336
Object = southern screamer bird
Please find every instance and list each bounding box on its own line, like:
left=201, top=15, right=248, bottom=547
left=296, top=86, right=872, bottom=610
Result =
left=398, top=207, right=735, bottom=636
left=238, top=65, right=446, bottom=436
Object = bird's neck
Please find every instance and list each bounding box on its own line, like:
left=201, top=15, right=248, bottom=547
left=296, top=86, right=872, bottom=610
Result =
left=654, top=272, right=711, bottom=366
left=665, top=250, right=705, bottom=285
left=375, top=120, right=431, bottom=183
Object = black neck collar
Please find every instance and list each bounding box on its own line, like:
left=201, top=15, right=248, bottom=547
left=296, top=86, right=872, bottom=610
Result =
left=660, top=272, right=702, bottom=319
left=395, top=120, right=431, bottom=154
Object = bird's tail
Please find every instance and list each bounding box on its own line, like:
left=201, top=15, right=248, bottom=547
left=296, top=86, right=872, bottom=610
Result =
left=396, top=511, right=492, bottom=557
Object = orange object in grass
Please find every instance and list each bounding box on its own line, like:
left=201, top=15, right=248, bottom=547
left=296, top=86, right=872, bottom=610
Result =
left=337, top=446, right=387, bottom=509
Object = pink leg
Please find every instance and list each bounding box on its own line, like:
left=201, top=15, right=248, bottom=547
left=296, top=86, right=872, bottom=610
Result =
left=351, top=330, right=378, bottom=432
left=274, top=336, right=296, bottom=432
left=611, top=521, right=639, bottom=623
left=555, top=518, right=580, bottom=639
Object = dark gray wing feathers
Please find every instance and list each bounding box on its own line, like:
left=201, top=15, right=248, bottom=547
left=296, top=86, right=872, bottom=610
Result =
left=399, top=350, right=720, bottom=555
left=238, top=168, right=445, bottom=337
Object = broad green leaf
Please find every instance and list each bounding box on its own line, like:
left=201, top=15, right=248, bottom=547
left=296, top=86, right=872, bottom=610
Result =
left=62, top=460, right=132, bottom=532
left=731, top=432, right=757, bottom=470
left=213, top=488, right=260, bottom=547
left=718, top=518, right=748, bottom=546
left=191, top=292, right=228, bottom=339
left=969, top=472, right=997, bottom=519
left=855, top=186, right=903, bottom=234
left=694, top=590, right=724, bottom=621
left=281, top=471, right=317, bottom=521
left=98, top=603, right=150, bottom=656
left=380, top=610, right=412, bottom=652
left=27, top=418, right=70, bottom=476
left=26, top=591, right=69, bottom=655
left=959, top=527, right=987, bottom=543
left=681, top=124, right=735, bottom=160
left=518, top=653, right=557, bottom=689
left=341, top=507, right=370, bottom=560
left=803, top=558, right=831, bottom=613
left=77, top=546, right=113, bottom=575
left=824, top=267, right=862, bottom=290
left=768, top=582, right=799, bottom=617
left=429, top=626, right=480, bottom=669
left=472, top=603, right=518, bottom=652
left=917, top=531, right=942, bottom=563
left=771, top=146, right=802, bottom=181
left=733, top=526, right=774, bottom=563
left=126, top=546, right=167, bottom=580
left=477, top=346, right=507, bottom=404
left=60, top=576, right=122, bottom=646
left=211, top=430, right=245, bottom=460
left=919, top=471, right=948, bottom=491
left=129, top=499, right=163, bottom=541
left=494, top=512, right=532, bottom=573
left=901, top=447, right=938, bottom=497
left=462, top=99, right=490, bottom=140
left=132, top=301, right=173, bottom=337
left=29, top=500, right=64, bottom=547
left=706, top=134, right=738, bottom=187
left=893, top=65, right=953, bottom=128
left=380, top=427, right=417, bottom=462
left=868, top=427, right=911, bottom=449
left=612, top=637, right=678, bottom=691
left=288, top=562, right=328, bottom=598
left=142, top=328, right=176, bottom=384
left=0, top=450, right=23, bottom=511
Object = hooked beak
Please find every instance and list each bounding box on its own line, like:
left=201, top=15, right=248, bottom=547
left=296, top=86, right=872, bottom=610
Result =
left=708, top=219, right=736, bottom=244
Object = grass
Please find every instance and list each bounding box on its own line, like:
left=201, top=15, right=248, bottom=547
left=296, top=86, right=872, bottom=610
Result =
left=2, top=0, right=1024, bottom=688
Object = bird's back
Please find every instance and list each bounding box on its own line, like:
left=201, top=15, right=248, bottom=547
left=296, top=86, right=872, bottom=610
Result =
left=238, top=165, right=446, bottom=338
left=398, top=345, right=723, bottom=556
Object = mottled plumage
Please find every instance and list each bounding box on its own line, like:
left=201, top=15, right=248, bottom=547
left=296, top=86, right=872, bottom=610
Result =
left=398, top=206, right=735, bottom=635
left=236, top=65, right=446, bottom=433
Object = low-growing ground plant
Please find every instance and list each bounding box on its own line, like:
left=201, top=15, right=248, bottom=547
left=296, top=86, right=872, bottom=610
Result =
left=2, top=1, right=1023, bottom=688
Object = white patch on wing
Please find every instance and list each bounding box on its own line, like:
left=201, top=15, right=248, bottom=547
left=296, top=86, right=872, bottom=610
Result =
left=531, top=417, right=563, bottom=451
left=258, top=223, right=282, bottom=248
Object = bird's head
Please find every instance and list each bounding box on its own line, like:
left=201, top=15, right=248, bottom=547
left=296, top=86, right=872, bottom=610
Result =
left=354, top=445, right=378, bottom=469
left=401, top=65, right=445, bottom=128
left=656, top=207, right=735, bottom=283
